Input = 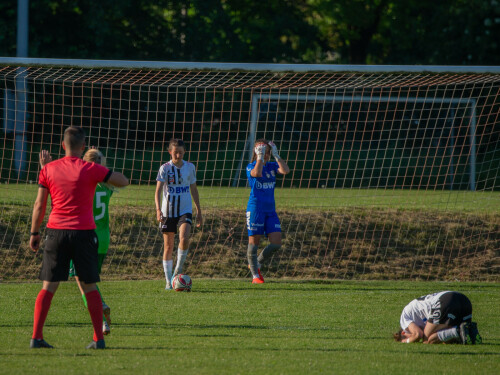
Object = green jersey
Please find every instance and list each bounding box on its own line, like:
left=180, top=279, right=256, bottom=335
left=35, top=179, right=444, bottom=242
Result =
left=94, top=183, right=114, bottom=254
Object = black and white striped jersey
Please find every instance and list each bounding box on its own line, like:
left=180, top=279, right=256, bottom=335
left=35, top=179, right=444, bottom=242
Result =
left=156, top=160, right=197, bottom=218
left=400, top=291, right=451, bottom=331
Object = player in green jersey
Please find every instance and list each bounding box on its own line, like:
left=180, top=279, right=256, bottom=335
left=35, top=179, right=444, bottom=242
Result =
left=40, top=148, right=115, bottom=335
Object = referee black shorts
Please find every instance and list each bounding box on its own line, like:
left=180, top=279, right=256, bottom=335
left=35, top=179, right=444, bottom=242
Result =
left=39, top=228, right=100, bottom=283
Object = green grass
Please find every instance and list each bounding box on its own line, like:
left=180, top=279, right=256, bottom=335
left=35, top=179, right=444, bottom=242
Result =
left=2, top=183, right=500, bottom=213
left=1, top=280, right=499, bottom=374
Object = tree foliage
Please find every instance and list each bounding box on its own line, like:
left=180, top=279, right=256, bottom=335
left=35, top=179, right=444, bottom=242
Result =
left=0, top=0, right=498, bottom=64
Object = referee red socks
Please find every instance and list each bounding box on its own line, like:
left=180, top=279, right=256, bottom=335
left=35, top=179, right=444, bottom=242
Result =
left=32, top=289, right=54, bottom=340
left=85, top=290, right=104, bottom=341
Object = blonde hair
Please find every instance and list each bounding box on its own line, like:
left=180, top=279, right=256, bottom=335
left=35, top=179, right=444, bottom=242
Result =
left=84, top=148, right=105, bottom=166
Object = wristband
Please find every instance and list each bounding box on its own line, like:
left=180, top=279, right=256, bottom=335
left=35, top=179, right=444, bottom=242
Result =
left=30, top=232, right=39, bottom=236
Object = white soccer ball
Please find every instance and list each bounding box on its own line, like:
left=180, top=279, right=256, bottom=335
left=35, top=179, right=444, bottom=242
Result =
left=172, top=274, right=192, bottom=292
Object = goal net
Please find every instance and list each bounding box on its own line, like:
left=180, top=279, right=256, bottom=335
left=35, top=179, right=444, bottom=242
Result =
left=1, top=59, right=499, bottom=281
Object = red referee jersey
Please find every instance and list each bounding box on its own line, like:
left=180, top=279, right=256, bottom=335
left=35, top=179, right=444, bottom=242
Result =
left=38, top=156, right=112, bottom=230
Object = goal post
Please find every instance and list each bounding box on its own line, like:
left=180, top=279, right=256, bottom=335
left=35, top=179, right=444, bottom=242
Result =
left=235, top=94, right=477, bottom=191
left=0, top=57, right=499, bottom=282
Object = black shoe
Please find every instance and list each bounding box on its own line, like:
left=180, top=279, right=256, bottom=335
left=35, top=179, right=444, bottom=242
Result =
left=86, top=339, right=106, bottom=349
left=30, top=338, right=54, bottom=349
left=469, top=322, right=482, bottom=345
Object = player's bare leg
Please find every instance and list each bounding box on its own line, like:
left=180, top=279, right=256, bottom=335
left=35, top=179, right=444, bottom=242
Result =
left=163, top=233, right=175, bottom=289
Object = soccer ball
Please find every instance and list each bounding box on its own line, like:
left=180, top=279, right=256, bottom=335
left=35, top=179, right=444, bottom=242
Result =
left=172, top=274, right=192, bottom=292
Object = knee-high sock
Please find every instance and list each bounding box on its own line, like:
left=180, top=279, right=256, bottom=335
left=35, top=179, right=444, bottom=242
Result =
left=32, top=289, right=54, bottom=340
left=247, top=244, right=259, bottom=278
left=163, top=259, right=173, bottom=284
left=86, top=290, right=104, bottom=341
left=81, top=284, right=105, bottom=306
left=174, top=248, right=188, bottom=274
left=257, top=243, right=281, bottom=264
left=437, top=327, right=460, bottom=342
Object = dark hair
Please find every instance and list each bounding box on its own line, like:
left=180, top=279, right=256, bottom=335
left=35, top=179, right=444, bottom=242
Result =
left=64, top=127, right=86, bottom=150
left=393, top=329, right=404, bottom=342
left=169, top=138, right=185, bottom=150
left=251, top=138, right=270, bottom=162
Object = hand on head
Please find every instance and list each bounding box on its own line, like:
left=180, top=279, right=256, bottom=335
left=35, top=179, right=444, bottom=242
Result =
left=254, top=143, right=267, bottom=161
left=268, top=141, right=280, bottom=160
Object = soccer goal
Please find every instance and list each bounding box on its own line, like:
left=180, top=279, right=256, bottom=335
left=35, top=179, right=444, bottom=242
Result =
left=1, top=58, right=499, bottom=281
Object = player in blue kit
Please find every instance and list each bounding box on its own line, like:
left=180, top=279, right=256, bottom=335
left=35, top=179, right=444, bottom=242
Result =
left=246, top=139, right=290, bottom=283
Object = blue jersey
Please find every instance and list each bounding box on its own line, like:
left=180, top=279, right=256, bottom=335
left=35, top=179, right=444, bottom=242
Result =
left=246, top=161, right=279, bottom=212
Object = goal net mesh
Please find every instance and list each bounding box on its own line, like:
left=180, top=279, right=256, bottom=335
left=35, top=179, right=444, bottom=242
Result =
left=1, top=63, right=499, bottom=281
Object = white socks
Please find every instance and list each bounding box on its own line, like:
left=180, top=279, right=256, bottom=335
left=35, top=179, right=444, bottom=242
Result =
left=163, top=260, right=173, bottom=286
left=175, top=248, right=188, bottom=274
left=437, top=327, right=460, bottom=342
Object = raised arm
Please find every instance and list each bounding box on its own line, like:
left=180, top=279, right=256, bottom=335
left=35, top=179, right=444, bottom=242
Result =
left=269, top=141, right=290, bottom=175
left=250, top=143, right=267, bottom=177
left=39, top=150, right=52, bottom=168
left=107, top=171, right=129, bottom=187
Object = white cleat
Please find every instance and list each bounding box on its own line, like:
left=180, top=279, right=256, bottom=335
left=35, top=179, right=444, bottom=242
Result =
left=102, top=303, right=111, bottom=326
left=103, top=320, right=111, bottom=335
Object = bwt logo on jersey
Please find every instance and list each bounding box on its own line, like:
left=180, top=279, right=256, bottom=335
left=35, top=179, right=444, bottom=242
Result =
left=168, top=186, right=190, bottom=194
left=255, top=181, right=275, bottom=189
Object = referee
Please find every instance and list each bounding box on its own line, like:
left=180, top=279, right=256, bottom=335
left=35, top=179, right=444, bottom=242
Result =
left=30, top=126, right=129, bottom=349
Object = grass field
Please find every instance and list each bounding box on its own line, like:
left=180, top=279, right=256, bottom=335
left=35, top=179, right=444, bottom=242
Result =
left=1, top=183, right=500, bottom=213
left=1, top=280, right=499, bottom=375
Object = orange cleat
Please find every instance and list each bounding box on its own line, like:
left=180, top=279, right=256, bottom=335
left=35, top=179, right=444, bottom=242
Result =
left=257, top=268, right=264, bottom=282
left=248, top=264, right=265, bottom=283
left=252, top=277, right=265, bottom=284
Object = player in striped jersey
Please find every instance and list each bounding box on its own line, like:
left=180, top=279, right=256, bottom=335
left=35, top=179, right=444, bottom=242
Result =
left=155, top=139, right=203, bottom=290
left=394, top=291, right=482, bottom=345
left=246, top=139, right=290, bottom=284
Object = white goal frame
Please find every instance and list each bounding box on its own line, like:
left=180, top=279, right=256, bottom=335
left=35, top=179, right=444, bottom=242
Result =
left=233, top=94, right=477, bottom=190
left=1, top=57, right=499, bottom=190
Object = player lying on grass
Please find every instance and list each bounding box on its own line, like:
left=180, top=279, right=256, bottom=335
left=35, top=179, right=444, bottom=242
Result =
left=246, top=139, right=290, bottom=284
left=155, top=138, right=203, bottom=290
left=30, top=127, right=128, bottom=350
left=394, top=291, right=482, bottom=345
left=40, top=148, right=115, bottom=336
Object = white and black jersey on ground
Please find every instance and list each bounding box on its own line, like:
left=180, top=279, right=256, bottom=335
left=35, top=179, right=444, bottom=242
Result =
left=400, top=291, right=472, bottom=332
left=156, top=160, right=197, bottom=218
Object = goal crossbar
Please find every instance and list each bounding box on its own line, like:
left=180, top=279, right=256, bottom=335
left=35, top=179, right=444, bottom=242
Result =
left=1, top=57, right=500, bottom=74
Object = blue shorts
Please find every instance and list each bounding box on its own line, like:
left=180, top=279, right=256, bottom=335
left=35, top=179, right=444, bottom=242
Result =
left=246, top=210, right=281, bottom=236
